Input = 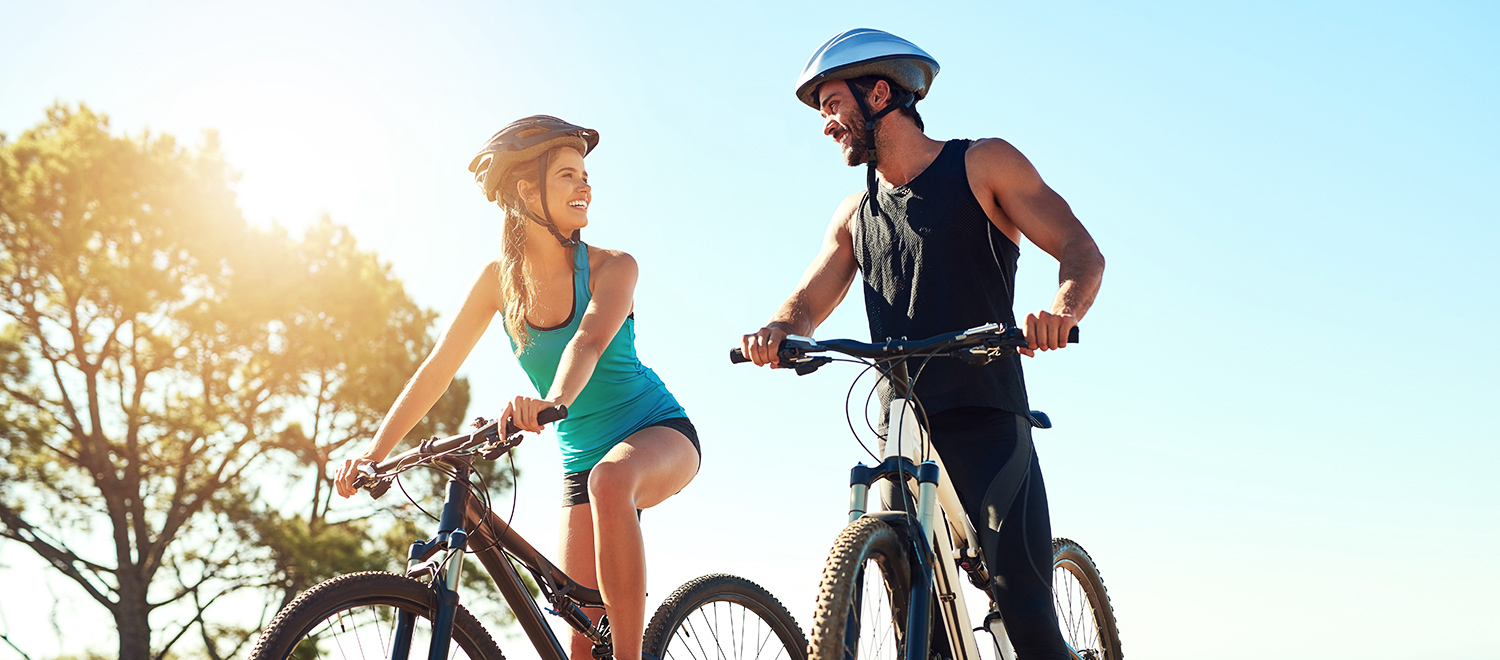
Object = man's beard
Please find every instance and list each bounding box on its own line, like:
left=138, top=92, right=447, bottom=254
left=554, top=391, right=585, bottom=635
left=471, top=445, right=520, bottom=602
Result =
left=840, top=115, right=873, bottom=167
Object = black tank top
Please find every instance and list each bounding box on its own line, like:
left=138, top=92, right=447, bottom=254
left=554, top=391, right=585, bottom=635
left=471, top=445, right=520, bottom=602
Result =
left=853, top=139, right=1029, bottom=417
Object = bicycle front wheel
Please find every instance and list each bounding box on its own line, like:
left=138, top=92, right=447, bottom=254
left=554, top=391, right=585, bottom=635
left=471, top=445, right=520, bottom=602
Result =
left=643, top=573, right=808, bottom=660
left=808, top=516, right=916, bottom=660
left=1052, top=538, right=1123, bottom=660
left=249, top=571, right=504, bottom=660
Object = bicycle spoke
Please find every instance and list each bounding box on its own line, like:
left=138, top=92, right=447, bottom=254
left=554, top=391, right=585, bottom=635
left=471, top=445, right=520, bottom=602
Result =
left=656, top=594, right=800, bottom=660
left=846, top=558, right=900, bottom=660
left=684, top=613, right=714, bottom=660
left=1054, top=561, right=1102, bottom=657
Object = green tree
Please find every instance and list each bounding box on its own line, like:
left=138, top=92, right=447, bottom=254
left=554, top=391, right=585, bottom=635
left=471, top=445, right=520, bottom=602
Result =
left=0, top=104, right=477, bottom=660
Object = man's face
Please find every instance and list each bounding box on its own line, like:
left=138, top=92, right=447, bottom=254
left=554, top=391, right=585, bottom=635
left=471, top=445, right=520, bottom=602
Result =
left=818, top=81, right=872, bottom=167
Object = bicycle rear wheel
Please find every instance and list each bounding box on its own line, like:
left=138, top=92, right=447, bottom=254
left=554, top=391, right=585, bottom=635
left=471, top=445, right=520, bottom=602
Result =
left=249, top=571, right=504, bottom=660
left=808, top=516, right=916, bottom=660
left=643, top=573, right=808, bottom=660
left=1052, top=538, right=1123, bottom=660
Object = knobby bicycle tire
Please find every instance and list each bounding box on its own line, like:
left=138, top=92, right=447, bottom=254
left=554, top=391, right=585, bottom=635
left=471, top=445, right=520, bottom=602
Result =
left=808, top=516, right=916, bottom=660
left=643, top=573, right=809, bottom=660
left=1052, top=538, right=1123, bottom=660
left=249, top=571, right=505, bottom=660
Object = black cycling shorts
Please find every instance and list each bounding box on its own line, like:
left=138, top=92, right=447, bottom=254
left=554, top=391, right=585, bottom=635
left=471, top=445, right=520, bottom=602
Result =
left=561, top=416, right=700, bottom=507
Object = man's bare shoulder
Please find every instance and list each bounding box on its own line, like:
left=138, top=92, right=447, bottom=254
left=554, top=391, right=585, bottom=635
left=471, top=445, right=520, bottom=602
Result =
left=965, top=137, right=1030, bottom=167
left=966, top=137, right=1044, bottom=191
left=830, top=190, right=864, bottom=231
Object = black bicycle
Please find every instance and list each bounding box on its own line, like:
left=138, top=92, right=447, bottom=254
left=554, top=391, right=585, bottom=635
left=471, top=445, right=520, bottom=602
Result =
left=249, top=409, right=808, bottom=660
left=731, top=323, right=1121, bottom=660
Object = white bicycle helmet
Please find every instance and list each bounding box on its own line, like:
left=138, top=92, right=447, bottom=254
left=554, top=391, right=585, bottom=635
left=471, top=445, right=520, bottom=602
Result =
left=794, top=29, right=940, bottom=218
left=794, top=28, right=939, bottom=111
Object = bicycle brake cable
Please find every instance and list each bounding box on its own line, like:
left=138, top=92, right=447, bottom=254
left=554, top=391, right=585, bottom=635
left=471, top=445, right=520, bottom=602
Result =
left=841, top=357, right=884, bottom=461
left=905, top=348, right=944, bottom=463
left=462, top=439, right=526, bottom=556
left=396, top=472, right=441, bottom=523
left=464, top=463, right=499, bottom=554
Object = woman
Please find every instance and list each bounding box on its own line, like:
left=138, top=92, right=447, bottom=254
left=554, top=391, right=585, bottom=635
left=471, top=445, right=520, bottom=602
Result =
left=334, top=115, right=700, bottom=660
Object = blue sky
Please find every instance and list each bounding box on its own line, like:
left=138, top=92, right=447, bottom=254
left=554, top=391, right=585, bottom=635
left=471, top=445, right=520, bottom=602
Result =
left=2, top=1, right=1497, bottom=658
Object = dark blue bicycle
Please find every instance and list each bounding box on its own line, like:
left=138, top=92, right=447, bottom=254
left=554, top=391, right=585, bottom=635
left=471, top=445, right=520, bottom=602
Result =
left=249, top=409, right=808, bottom=660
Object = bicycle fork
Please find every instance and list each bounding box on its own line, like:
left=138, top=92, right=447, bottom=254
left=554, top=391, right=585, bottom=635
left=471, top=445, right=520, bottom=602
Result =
left=391, top=463, right=473, bottom=660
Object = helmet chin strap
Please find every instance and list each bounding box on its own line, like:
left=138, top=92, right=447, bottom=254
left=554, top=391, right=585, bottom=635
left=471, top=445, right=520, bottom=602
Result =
left=526, top=150, right=580, bottom=248
left=850, top=85, right=916, bottom=219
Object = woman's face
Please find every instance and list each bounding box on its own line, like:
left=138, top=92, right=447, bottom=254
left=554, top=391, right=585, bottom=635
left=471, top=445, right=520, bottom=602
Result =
left=521, top=146, right=590, bottom=232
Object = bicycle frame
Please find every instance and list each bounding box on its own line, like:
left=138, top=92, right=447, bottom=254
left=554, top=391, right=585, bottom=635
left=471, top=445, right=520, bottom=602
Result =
left=847, top=361, right=1021, bottom=660
left=376, top=454, right=610, bottom=660
left=731, top=323, right=1086, bottom=660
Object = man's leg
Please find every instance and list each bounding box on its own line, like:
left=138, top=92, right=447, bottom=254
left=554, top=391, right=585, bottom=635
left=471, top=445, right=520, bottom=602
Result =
left=928, top=407, right=1069, bottom=660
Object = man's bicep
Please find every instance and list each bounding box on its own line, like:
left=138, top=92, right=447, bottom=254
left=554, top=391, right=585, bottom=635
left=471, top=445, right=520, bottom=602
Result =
left=798, top=196, right=861, bottom=309
left=980, top=141, right=1089, bottom=260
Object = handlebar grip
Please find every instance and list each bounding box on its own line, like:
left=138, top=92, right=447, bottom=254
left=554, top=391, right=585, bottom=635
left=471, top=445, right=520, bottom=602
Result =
left=505, top=404, right=570, bottom=437
left=1068, top=326, right=1080, bottom=344
left=729, top=348, right=751, bottom=364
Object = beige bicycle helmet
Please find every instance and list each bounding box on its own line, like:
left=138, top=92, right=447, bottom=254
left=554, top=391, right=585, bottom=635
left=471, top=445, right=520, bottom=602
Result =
left=469, top=115, right=599, bottom=246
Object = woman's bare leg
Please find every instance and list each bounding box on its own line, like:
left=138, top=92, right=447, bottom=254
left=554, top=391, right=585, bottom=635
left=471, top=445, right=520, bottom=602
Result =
left=560, top=502, right=601, bottom=660
left=587, top=426, right=698, bottom=660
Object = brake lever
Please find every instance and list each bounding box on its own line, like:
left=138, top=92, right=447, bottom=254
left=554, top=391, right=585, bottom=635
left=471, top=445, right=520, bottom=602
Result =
left=367, top=480, right=393, bottom=500
left=355, top=463, right=394, bottom=500
left=954, top=348, right=994, bottom=366
left=481, top=437, right=522, bottom=461
left=794, top=356, right=834, bottom=376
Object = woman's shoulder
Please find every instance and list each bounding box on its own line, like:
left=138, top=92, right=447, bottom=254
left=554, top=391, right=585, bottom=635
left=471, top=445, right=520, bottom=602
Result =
left=585, top=244, right=638, bottom=276
left=465, top=260, right=506, bottom=312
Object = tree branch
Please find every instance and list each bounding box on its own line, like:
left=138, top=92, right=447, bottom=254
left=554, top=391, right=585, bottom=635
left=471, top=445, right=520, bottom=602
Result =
left=0, top=632, right=35, bottom=660
left=0, top=502, right=117, bottom=608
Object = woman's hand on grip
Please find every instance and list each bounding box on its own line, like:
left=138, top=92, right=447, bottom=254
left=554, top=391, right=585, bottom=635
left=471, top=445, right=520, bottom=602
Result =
left=505, top=395, right=563, bottom=433
left=333, top=455, right=378, bottom=499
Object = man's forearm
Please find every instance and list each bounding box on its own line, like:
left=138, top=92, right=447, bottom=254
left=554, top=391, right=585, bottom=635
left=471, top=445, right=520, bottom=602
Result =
left=768, top=293, right=816, bottom=336
left=1052, top=240, right=1105, bottom=320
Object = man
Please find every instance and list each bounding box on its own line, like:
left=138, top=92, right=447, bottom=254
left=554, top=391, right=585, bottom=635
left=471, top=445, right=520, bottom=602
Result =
left=740, top=28, right=1105, bottom=659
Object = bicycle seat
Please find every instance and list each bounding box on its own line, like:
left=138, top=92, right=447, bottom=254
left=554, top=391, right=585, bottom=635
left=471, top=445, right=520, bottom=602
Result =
left=1027, top=411, right=1052, bottom=429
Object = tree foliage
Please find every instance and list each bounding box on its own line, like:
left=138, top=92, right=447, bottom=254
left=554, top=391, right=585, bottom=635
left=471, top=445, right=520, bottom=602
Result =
left=0, top=104, right=478, bottom=660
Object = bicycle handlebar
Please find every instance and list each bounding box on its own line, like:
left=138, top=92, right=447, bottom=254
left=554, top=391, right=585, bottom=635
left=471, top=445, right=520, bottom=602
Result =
left=355, top=405, right=568, bottom=495
left=729, top=324, right=1077, bottom=368
left=504, top=405, right=569, bottom=439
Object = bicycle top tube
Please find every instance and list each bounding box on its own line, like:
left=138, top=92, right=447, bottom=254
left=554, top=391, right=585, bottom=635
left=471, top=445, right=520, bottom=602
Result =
left=346, top=404, right=606, bottom=608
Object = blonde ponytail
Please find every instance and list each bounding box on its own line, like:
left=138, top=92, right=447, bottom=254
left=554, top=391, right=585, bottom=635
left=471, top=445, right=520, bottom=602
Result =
left=493, top=148, right=562, bottom=354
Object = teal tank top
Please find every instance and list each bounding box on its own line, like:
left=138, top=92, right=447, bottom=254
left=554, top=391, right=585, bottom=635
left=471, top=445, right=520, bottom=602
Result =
left=505, top=243, right=686, bottom=473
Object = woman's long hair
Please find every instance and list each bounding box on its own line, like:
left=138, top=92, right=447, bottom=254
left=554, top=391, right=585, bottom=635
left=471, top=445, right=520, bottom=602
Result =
left=493, top=147, right=565, bottom=353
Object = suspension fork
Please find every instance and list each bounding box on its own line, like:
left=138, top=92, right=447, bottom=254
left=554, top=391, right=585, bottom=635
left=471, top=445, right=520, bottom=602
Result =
left=881, top=360, right=943, bottom=660
left=390, top=459, right=473, bottom=660
left=847, top=462, right=942, bottom=660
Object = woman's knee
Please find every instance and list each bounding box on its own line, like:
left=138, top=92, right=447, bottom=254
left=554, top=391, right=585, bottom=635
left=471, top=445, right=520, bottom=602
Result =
left=587, top=461, right=638, bottom=507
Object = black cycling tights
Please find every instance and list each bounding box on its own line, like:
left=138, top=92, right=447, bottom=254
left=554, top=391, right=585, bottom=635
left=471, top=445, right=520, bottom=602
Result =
left=927, top=406, right=1069, bottom=660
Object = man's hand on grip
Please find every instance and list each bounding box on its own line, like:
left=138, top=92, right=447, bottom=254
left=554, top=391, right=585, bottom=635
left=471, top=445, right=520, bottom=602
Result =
left=740, top=322, right=794, bottom=367
left=1022, top=310, right=1077, bottom=357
